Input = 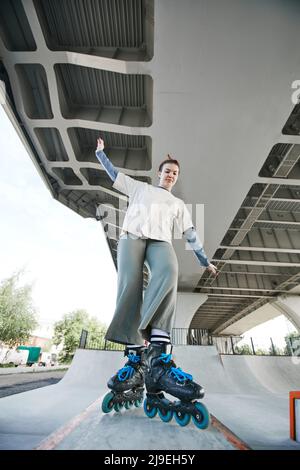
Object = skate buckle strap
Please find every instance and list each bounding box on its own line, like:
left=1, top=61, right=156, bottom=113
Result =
left=117, top=354, right=140, bottom=382
left=117, top=365, right=134, bottom=382
left=159, top=353, right=193, bottom=382
left=160, top=353, right=172, bottom=363
left=128, top=353, right=141, bottom=363
left=169, top=367, right=193, bottom=383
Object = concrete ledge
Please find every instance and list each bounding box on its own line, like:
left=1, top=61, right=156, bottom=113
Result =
left=210, top=415, right=250, bottom=450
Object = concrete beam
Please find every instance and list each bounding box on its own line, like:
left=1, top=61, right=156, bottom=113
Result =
left=212, top=259, right=300, bottom=267
left=218, top=302, right=282, bottom=336
left=258, top=177, right=300, bottom=186
left=220, top=246, right=300, bottom=254
left=173, top=292, right=207, bottom=329
left=272, top=295, right=300, bottom=333
left=279, top=135, right=300, bottom=145
left=256, top=220, right=300, bottom=226
left=199, top=286, right=286, bottom=293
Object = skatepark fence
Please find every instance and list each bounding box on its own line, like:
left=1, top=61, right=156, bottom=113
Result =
left=78, top=329, right=300, bottom=357
left=78, top=328, right=214, bottom=351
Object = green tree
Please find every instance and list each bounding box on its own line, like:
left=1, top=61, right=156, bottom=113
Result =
left=42, top=339, right=53, bottom=352
left=255, top=348, right=268, bottom=356
left=268, top=344, right=284, bottom=356
left=0, top=271, right=38, bottom=347
left=53, top=309, right=107, bottom=363
left=234, top=344, right=253, bottom=355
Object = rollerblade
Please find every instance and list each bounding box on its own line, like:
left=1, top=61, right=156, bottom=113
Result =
left=102, top=345, right=146, bottom=414
left=143, top=343, right=210, bottom=429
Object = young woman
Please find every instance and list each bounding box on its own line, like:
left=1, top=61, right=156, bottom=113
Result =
left=96, top=137, right=217, bottom=427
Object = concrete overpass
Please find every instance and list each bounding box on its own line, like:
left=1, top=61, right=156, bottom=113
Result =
left=1, top=0, right=300, bottom=336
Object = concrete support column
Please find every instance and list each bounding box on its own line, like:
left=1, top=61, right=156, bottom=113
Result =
left=173, top=292, right=208, bottom=329
left=272, top=295, right=300, bottom=333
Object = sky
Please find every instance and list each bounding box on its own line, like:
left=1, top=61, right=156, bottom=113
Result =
left=0, top=105, right=117, bottom=335
left=0, top=105, right=297, bottom=349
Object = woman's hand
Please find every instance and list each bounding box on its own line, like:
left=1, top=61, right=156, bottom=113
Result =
left=206, top=263, right=218, bottom=277
left=96, top=137, right=104, bottom=152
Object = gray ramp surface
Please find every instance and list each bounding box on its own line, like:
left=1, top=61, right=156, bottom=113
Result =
left=205, top=354, right=300, bottom=450
left=173, top=348, right=300, bottom=450
left=1, top=346, right=300, bottom=450
left=54, top=404, right=236, bottom=450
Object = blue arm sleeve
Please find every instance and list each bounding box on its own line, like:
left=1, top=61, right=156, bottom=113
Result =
left=183, top=226, right=210, bottom=267
left=95, top=150, right=119, bottom=182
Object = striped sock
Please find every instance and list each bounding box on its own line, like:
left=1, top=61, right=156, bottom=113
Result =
left=150, top=328, right=171, bottom=345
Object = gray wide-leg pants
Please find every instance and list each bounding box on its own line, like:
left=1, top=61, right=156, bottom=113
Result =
left=105, top=235, right=179, bottom=345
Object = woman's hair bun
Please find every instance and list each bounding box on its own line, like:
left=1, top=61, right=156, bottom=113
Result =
left=158, top=154, right=180, bottom=173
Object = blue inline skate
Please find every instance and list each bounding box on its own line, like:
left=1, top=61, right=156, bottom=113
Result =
left=102, top=345, right=146, bottom=413
left=143, top=343, right=210, bottom=429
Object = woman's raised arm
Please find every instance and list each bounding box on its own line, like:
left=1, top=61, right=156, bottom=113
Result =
left=95, top=137, right=119, bottom=182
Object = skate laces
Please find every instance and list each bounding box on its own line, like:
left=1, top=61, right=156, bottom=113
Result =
left=160, top=353, right=173, bottom=364
left=128, top=353, right=141, bottom=364
left=117, top=354, right=140, bottom=382
left=159, top=353, right=193, bottom=383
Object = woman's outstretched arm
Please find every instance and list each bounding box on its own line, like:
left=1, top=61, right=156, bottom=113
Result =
left=95, top=137, right=118, bottom=182
left=183, top=227, right=218, bottom=276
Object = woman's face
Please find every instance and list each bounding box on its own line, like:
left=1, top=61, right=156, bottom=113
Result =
left=158, top=163, right=179, bottom=191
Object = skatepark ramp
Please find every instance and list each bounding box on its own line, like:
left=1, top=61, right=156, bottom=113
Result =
left=0, top=346, right=300, bottom=450
left=0, top=350, right=124, bottom=450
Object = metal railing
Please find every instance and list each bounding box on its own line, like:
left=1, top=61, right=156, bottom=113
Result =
left=78, top=329, right=300, bottom=357
left=171, top=328, right=213, bottom=346
left=212, top=334, right=300, bottom=356
left=79, top=330, right=124, bottom=351
left=78, top=328, right=213, bottom=351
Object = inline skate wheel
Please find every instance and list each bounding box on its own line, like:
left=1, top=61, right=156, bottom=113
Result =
left=102, top=392, right=114, bottom=413
left=174, top=410, right=191, bottom=427
left=192, top=402, right=210, bottom=429
left=158, top=408, right=173, bottom=423
left=113, top=402, right=124, bottom=412
left=143, top=398, right=158, bottom=418
left=134, top=398, right=143, bottom=407
left=125, top=400, right=134, bottom=409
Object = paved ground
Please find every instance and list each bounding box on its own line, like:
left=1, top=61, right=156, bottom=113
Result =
left=0, top=371, right=66, bottom=398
